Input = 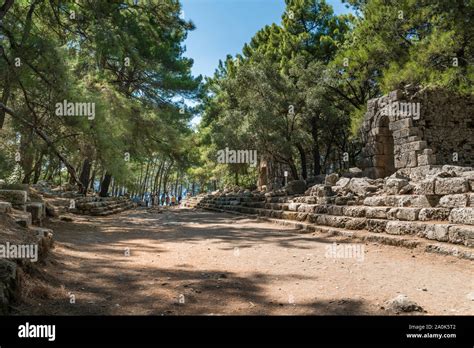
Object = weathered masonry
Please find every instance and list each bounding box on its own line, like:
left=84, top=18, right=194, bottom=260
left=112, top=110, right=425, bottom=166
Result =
left=359, top=88, right=474, bottom=179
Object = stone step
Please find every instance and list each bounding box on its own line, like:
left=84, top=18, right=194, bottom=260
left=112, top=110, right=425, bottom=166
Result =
left=72, top=199, right=135, bottom=216
left=206, top=203, right=428, bottom=220
left=199, top=203, right=474, bottom=247
left=199, top=205, right=473, bottom=260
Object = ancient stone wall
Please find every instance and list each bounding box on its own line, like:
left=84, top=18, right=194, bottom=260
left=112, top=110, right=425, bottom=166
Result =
left=359, top=88, right=474, bottom=179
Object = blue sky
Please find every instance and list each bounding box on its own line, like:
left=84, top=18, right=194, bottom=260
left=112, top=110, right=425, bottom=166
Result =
left=181, top=0, right=353, bottom=79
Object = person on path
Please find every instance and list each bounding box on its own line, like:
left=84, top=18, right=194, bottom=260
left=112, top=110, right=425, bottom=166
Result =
left=165, top=195, right=170, bottom=206
left=171, top=195, right=176, bottom=206
left=161, top=195, right=165, bottom=206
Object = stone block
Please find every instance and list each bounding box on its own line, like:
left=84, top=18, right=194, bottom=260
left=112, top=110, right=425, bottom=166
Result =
left=418, top=208, right=451, bottom=221
left=343, top=206, right=366, bottom=217
left=387, top=207, right=420, bottom=221
left=389, top=118, right=413, bottom=131
left=417, top=153, right=436, bottom=166
left=449, top=208, right=474, bottom=225
left=288, top=203, right=300, bottom=211
left=348, top=178, right=378, bottom=196
left=392, top=127, right=419, bottom=138
left=424, top=224, right=450, bottom=242
left=365, top=207, right=390, bottom=219
left=325, top=173, right=339, bottom=186
left=366, top=219, right=388, bottom=233
left=336, top=178, right=351, bottom=188
left=385, top=195, right=437, bottom=208
left=414, top=178, right=435, bottom=195
left=386, top=221, right=426, bottom=235
left=438, top=194, right=468, bottom=208
left=335, top=196, right=350, bottom=205
left=0, top=201, right=12, bottom=214
left=26, top=202, right=46, bottom=225
left=0, top=190, right=27, bottom=210
left=384, top=178, right=409, bottom=195
left=400, top=141, right=427, bottom=153
left=434, top=178, right=469, bottom=195
left=327, top=205, right=344, bottom=216
left=448, top=225, right=474, bottom=246
left=285, top=180, right=307, bottom=195
left=344, top=217, right=367, bottom=230
left=296, top=213, right=308, bottom=222
left=363, top=196, right=386, bottom=206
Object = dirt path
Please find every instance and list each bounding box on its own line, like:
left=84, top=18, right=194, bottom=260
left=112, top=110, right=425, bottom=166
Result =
left=14, top=207, right=473, bottom=315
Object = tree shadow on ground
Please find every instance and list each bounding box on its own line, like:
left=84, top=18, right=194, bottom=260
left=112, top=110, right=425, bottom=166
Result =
left=12, top=248, right=376, bottom=315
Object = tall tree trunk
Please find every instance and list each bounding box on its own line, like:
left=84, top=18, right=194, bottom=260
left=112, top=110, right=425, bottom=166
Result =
left=89, top=167, right=96, bottom=191
left=100, top=172, right=112, bottom=197
left=296, top=143, right=307, bottom=180
left=157, top=161, right=166, bottom=202
left=174, top=172, right=179, bottom=196
left=141, top=160, right=151, bottom=198
left=311, top=116, right=321, bottom=175
left=154, top=162, right=164, bottom=194
left=79, top=158, right=92, bottom=194
left=32, top=151, right=44, bottom=184
left=289, top=160, right=298, bottom=181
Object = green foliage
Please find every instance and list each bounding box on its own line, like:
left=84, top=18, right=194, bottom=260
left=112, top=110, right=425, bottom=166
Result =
left=0, top=0, right=201, bottom=193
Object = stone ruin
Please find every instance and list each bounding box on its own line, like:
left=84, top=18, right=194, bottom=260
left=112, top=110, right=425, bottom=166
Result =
left=185, top=88, right=474, bottom=260
left=359, top=87, right=474, bottom=179
left=0, top=180, right=136, bottom=313
left=0, top=183, right=54, bottom=314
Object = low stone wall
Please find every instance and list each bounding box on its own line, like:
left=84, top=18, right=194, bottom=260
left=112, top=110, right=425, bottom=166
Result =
left=71, top=196, right=136, bottom=216
left=0, top=186, right=55, bottom=314
left=196, top=166, right=474, bottom=253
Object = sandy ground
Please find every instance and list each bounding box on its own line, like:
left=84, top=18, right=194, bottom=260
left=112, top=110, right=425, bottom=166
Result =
left=13, top=207, right=473, bottom=315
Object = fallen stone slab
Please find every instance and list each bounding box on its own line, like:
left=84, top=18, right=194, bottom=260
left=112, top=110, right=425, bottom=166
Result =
left=348, top=178, right=378, bottom=196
